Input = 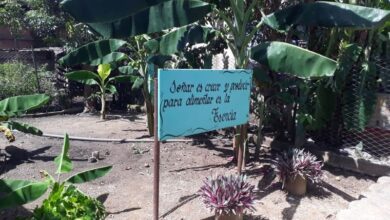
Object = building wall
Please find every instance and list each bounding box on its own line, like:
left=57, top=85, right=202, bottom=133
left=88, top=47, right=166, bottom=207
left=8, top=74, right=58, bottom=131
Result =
left=0, top=27, right=34, bottom=49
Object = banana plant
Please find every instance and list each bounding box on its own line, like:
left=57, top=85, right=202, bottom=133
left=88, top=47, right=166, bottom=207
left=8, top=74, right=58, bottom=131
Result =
left=59, top=39, right=128, bottom=67
left=0, top=94, right=50, bottom=142
left=65, top=64, right=134, bottom=119
left=59, top=0, right=214, bottom=136
left=119, top=26, right=217, bottom=135
left=0, top=134, right=112, bottom=210
left=204, top=0, right=390, bottom=169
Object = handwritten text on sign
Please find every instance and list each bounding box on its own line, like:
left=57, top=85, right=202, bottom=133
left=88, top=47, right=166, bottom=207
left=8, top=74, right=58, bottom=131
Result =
left=158, top=69, right=252, bottom=141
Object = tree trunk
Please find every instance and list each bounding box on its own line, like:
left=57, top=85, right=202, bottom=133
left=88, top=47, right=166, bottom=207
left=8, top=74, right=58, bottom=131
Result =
left=143, top=86, right=154, bottom=136
left=100, top=93, right=106, bottom=120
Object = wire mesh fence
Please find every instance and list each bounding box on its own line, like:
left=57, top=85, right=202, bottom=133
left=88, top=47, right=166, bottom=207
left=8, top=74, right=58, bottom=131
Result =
left=340, top=58, right=390, bottom=160
left=0, top=48, right=61, bottom=107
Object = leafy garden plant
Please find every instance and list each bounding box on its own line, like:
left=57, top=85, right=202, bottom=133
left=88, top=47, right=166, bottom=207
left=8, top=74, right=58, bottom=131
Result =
left=0, top=94, right=50, bottom=142
left=275, top=148, right=323, bottom=189
left=199, top=175, right=256, bottom=218
left=65, top=63, right=133, bottom=119
left=0, top=62, right=50, bottom=100
left=0, top=134, right=112, bottom=219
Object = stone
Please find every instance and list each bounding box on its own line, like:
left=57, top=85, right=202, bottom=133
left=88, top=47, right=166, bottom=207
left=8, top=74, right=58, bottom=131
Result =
left=88, top=157, right=97, bottom=163
left=91, top=151, right=100, bottom=160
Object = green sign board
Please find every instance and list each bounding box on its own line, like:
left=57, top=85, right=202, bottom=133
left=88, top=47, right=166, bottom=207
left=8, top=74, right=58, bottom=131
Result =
left=158, top=69, right=252, bottom=141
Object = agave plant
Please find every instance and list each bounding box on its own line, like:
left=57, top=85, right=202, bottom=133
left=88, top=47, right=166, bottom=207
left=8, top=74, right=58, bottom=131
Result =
left=275, top=148, right=323, bottom=188
left=199, top=175, right=256, bottom=216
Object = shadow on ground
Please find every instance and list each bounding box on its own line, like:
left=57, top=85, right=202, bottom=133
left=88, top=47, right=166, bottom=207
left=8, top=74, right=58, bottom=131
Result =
left=160, top=194, right=199, bottom=219
left=201, top=214, right=269, bottom=220
left=0, top=206, right=32, bottom=220
left=1, top=145, right=87, bottom=175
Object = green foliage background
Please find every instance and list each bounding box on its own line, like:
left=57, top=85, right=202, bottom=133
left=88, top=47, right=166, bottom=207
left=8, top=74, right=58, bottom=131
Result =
left=0, top=62, right=55, bottom=100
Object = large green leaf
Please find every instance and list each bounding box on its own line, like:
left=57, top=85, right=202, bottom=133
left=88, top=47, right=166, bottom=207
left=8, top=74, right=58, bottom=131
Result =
left=118, top=66, right=136, bottom=75
left=144, top=25, right=215, bottom=55
left=311, top=44, right=362, bottom=130
left=97, top=64, right=111, bottom=82
left=0, top=94, right=50, bottom=117
left=108, top=75, right=136, bottom=84
left=132, top=77, right=145, bottom=91
left=65, top=166, right=112, bottom=184
left=147, top=55, right=174, bottom=68
left=312, top=84, right=336, bottom=130
left=2, top=121, right=43, bottom=136
left=54, top=134, right=73, bottom=174
left=65, top=70, right=100, bottom=85
left=106, top=84, right=117, bottom=94
left=343, top=62, right=378, bottom=131
left=332, top=43, right=363, bottom=92
left=59, top=39, right=127, bottom=66
left=0, top=181, right=49, bottom=209
left=89, top=52, right=127, bottom=66
left=87, top=0, right=213, bottom=38
left=60, top=0, right=169, bottom=23
left=264, top=1, right=390, bottom=32
left=0, top=179, right=33, bottom=193
left=251, top=41, right=337, bottom=78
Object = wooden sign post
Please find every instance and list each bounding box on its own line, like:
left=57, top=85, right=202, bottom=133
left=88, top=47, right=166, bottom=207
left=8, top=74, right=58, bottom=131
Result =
left=153, top=69, right=252, bottom=220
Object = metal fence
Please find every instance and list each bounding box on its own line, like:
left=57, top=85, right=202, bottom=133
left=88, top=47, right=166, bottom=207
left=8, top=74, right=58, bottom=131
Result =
left=0, top=48, right=58, bottom=94
left=340, top=58, right=390, bottom=160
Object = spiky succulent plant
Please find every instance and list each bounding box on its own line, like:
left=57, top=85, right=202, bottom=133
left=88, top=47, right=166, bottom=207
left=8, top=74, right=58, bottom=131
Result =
left=199, top=175, right=256, bottom=215
left=275, top=148, right=323, bottom=188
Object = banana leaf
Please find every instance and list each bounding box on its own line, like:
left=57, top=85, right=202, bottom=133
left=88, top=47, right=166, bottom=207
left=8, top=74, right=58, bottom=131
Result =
left=59, top=39, right=127, bottom=66
left=332, top=44, right=363, bottom=92
left=89, top=52, right=127, bottom=66
left=0, top=181, right=49, bottom=209
left=343, top=62, right=378, bottom=131
left=147, top=55, right=174, bottom=68
left=97, top=64, right=111, bottom=82
left=2, top=121, right=43, bottom=136
left=251, top=41, right=337, bottom=78
left=118, top=66, right=136, bottom=75
left=106, top=85, right=117, bottom=94
left=65, top=71, right=100, bottom=85
left=311, top=84, right=336, bottom=130
left=108, top=75, right=136, bottom=84
left=86, top=0, right=213, bottom=38
left=0, top=94, right=50, bottom=117
left=264, top=1, right=390, bottom=32
left=65, top=166, right=112, bottom=184
left=54, top=134, right=73, bottom=174
left=144, top=25, right=215, bottom=55
left=60, top=0, right=169, bottom=23
left=0, top=180, right=34, bottom=193
left=132, top=77, right=145, bottom=91
left=311, top=44, right=363, bottom=129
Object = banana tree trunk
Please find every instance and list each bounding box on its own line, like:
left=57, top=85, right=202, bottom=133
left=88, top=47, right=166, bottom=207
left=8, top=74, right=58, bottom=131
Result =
left=100, top=92, right=106, bottom=120
left=143, top=84, right=154, bottom=136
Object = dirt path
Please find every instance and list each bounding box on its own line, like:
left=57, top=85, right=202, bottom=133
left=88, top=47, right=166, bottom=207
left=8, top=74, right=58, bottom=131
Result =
left=0, top=114, right=376, bottom=220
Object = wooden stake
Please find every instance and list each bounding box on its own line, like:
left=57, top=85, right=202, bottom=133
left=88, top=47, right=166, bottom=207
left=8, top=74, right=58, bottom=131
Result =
left=153, top=77, right=160, bottom=220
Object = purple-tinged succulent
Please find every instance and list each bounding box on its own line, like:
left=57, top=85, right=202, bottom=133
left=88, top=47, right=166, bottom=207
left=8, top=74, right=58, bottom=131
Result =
left=198, top=175, right=256, bottom=215
left=275, top=149, right=323, bottom=188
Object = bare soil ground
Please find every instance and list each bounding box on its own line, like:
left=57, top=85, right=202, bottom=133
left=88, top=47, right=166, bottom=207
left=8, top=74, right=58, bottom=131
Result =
left=0, top=114, right=376, bottom=220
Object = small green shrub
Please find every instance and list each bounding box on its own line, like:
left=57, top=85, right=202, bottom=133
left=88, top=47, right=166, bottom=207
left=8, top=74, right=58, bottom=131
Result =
left=30, top=183, right=106, bottom=220
left=0, top=61, right=55, bottom=100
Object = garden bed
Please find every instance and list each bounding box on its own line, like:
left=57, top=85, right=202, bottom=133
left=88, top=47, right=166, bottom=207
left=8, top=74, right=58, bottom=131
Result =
left=0, top=114, right=377, bottom=220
